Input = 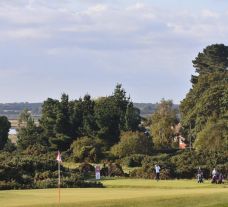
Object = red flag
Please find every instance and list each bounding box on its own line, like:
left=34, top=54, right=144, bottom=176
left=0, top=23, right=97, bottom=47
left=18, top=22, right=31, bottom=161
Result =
left=56, top=151, right=62, bottom=162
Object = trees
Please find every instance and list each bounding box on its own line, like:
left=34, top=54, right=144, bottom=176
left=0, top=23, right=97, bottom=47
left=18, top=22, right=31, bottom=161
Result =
left=125, top=102, right=141, bottom=131
left=111, top=131, right=153, bottom=158
left=192, top=44, right=228, bottom=83
left=94, top=96, right=120, bottom=145
left=17, top=85, right=141, bottom=151
left=55, top=93, right=71, bottom=136
left=39, top=94, right=75, bottom=150
left=180, top=44, right=228, bottom=150
left=39, top=98, right=59, bottom=143
left=0, top=116, right=11, bottom=150
left=93, top=85, right=141, bottom=146
left=17, top=111, right=45, bottom=150
left=70, top=136, right=104, bottom=162
left=81, top=95, right=97, bottom=136
left=113, top=84, right=129, bottom=130
left=194, top=118, right=228, bottom=152
left=150, top=99, right=179, bottom=149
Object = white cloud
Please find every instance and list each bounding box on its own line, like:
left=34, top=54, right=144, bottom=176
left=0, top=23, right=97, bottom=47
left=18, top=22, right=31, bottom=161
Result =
left=0, top=28, right=51, bottom=40
left=0, top=1, right=228, bottom=102
left=85, top=4, right=108, bottom=14
left=201, top=9, right=219, bottom=18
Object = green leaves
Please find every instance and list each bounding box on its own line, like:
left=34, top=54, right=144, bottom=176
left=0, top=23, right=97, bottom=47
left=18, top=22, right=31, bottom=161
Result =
left=150, top=99, right=179, bottom=149
left=111, top=131, right=153, bottom=158
left=180, top=44, right=228, bottom=152
left=192, top=44, right=228, bottom=76
left=0, top=116, right=11, bottom=150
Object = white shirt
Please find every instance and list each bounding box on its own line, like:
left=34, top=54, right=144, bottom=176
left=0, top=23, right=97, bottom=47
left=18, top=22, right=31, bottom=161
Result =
left=212, top=169, right=217, bottom=176
left=155, top=165, right=160, bottom=173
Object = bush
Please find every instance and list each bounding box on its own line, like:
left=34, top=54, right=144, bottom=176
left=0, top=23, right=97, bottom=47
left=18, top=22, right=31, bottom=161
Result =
left=111, top=131, right=153, bottom=158
left=107, top=162, right=124, bottom=176
left=78, top=163, right=95, bottom=178
left=129, top=153, right=175, bottom=179
left=0, top=180, right=20, bottom=190
left=0, top=152, right=102, bottom=189
left=71, top=137, right=104, bottom=162
left=130, top=167, right=155, bottom=179
left=35, top=179, right=57, bottom=189
left=63, top=176, right=103, bottom=188
left=121, top=154, right=148, bottom=167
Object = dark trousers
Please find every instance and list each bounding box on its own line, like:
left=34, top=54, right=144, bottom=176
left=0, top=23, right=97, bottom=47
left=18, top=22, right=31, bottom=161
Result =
left=156, top=173, right=160, bottom=180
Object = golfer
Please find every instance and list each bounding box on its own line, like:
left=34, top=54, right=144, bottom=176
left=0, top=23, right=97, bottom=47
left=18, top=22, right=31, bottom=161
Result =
left=155, top=164, right=160, bottom=181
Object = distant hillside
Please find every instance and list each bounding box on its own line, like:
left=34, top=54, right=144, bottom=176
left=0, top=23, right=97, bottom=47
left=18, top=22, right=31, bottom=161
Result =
left=134, top=103, right=179, bottom=117
left=0, top=102, right=179, bottom=119
left=0, top=103, right=42, bottom=119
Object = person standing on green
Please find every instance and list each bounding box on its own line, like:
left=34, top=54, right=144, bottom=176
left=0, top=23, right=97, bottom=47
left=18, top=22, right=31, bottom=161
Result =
left=155, top=164, right=160, bottom=181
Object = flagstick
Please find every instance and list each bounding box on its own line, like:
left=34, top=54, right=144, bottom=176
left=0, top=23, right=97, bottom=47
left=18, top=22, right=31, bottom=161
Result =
left=58, top=160, right=61, bottom=207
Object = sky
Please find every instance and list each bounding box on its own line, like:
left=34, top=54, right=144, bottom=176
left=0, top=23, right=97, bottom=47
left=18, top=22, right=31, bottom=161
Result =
left=0, top=0, right=228, bottom=104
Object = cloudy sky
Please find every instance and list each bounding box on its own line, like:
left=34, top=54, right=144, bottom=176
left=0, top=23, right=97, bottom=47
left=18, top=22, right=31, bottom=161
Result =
left=0, top=0, right=228, bottom=103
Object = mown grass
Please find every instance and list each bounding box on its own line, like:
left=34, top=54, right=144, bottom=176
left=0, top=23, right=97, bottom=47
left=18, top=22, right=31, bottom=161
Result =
left=0, top=179, right=227, bottom=207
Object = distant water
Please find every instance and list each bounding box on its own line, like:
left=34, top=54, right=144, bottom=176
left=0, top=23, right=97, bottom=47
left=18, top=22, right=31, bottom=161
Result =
left=9, top=128, right=17, bottom=135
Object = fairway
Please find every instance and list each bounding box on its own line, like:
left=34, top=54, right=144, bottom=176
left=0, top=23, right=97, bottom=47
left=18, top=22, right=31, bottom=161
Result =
left=0, top=179, right=227, bottom=207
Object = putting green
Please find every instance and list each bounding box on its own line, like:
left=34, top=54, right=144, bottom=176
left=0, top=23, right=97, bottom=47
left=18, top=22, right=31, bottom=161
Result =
left=0, top=179, right=227, bottom=207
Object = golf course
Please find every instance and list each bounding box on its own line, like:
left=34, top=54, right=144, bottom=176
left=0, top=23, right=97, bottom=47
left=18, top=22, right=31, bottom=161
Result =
left=0, top=179, right=227, bottom=207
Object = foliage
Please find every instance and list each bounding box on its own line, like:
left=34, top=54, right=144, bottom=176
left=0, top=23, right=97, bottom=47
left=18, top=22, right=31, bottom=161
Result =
left=111, top=131, right=153, bottom=158
left=125, top=102, right=141, bottom=131
left=37, top=84, right=141, bottom=150
left=17, top=116, right=45, bottom=151
left=3, top=139, right=16, bottom=152
left=170, top=150, right=228, bottom=179
left=0, top=152, right=103, bottom=190
left=107, top=162, right=125, bottom=176
left=0, top=116, right=11, bottom=150
left=94, top=96, right=121, bottom=145
left=121, top=154, right=149, bottom=167
left=71, top=137, right=104, bottom=162
left=180, top=44, right=228, bottom=151
left=194, top=118, right=228, bottom=152
left=150, top=99, right=179, bottom=149
left=192, top=44, right=228, bottom=83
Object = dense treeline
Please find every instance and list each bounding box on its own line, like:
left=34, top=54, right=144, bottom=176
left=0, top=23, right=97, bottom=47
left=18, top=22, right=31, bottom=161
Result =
left=180, top=44, right=228, bottom=152
left=16, top=84, right=141, bottom=152
left=0, top=44, right=227, bottom=189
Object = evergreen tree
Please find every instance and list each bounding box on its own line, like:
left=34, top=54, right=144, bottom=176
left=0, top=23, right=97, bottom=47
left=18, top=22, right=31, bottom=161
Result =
left=180, top=44, right=228, bottom=151
left=39, top=98, right=60, bottom=140
left=192, top=44, right=228, bottom=83
left=55, top=93, right=71, bottom=136
left=95, top=96, right=120, bottom=145
left=81, top=94, right=97, bottom=136
left=17, top=116, right=44, bottom=150
left=125, top=102, right=141, bottom=131
left=0, top=116, right=11, bottom=150
left=113, top=84, right=130, bottom=130
left=69, top=99, right=83, bottom=138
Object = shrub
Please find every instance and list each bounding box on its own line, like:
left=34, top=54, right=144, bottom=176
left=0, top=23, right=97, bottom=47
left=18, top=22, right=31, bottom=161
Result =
left=71, top=137, right=104, bottom=162
left=111, top=131, right=153, bottom=158
left=35, top=179, right=57, bottom=189
left=130, top=167, right=154, bottom=179
left=0, top=180, right=20, bottom=190
left=121, top=154, right=148, bottom=167
left=0, top=152, right=102, bottom=189
left=107, top=162, right=124, bottom=176
left=78, top=163, right=95, bottom=178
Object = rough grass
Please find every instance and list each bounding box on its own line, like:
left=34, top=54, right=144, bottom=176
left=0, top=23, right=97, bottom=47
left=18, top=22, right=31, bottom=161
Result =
left=0, top=179, right=227, bottom=207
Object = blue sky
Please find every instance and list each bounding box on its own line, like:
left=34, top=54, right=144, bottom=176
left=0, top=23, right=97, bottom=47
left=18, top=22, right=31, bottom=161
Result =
left=0, top=0, right=228, bottom=103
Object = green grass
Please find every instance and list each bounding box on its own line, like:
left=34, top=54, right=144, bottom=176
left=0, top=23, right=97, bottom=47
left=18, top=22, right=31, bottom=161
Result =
left=0, top=179, right=227, bottom=207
